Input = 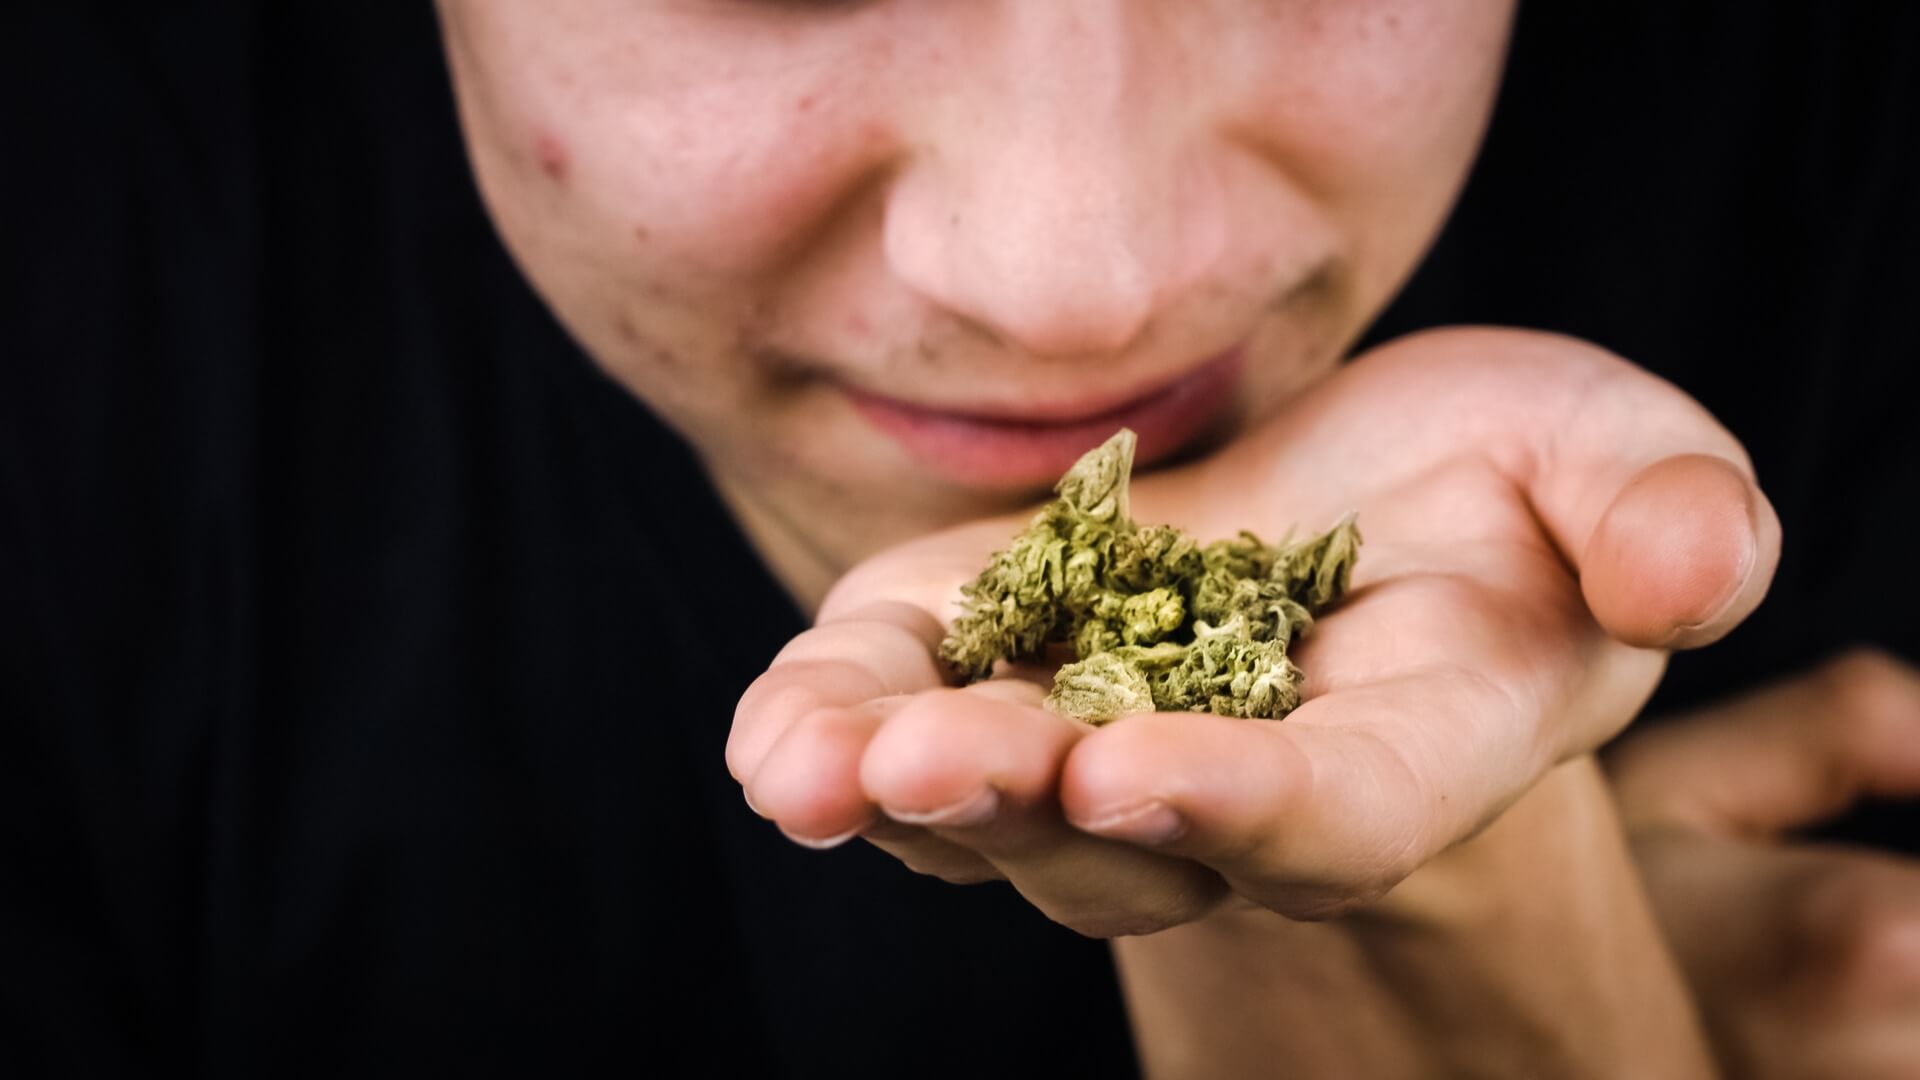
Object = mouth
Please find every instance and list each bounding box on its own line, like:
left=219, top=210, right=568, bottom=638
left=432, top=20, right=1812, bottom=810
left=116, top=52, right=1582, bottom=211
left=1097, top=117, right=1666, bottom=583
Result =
left=845, top=347, right=1246, bottom=488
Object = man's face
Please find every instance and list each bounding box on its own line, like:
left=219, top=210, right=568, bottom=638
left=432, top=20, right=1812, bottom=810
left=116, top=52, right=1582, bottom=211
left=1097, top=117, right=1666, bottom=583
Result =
left=438, top=1, right=1515, bottom=588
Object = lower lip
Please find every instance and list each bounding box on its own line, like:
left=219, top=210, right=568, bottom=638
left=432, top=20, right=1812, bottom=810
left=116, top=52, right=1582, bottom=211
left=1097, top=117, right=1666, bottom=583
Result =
left=848, top=350, right=1244, bottom=488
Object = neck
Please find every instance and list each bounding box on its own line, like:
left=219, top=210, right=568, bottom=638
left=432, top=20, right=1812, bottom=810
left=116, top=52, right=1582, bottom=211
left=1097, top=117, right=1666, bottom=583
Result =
left=708, top=470, right=845, bottom=618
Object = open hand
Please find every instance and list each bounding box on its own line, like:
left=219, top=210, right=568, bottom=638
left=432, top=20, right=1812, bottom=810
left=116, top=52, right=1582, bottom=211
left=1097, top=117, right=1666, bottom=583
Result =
left=729, top=326, right=1780, bottom=934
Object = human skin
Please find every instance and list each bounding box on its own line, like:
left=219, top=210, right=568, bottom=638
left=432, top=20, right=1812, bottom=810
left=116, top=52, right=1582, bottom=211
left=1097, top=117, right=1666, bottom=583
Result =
left=435, top=1, right=1774, bottom=1072
left=736, top=330, right=1747, bottom=1075
left=436, top=0, right=1516, bottom=606
left=1611, top=649, right=1920, bottom=1078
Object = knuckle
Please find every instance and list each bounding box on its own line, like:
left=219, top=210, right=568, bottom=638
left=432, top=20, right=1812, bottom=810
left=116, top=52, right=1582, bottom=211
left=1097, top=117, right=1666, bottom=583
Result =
left=770, top=624, right=866, bottom=668
left=773, top=618, right=942, bottom=692
left=737, top=660, right=885, bottom=730
left=861, top=691, right=1025, bottom=805
left=1824, top=644, right=1905, bottom=682
left=865, top=692, right=966, bottom=768
left=817, top=552, right=964, bottom=627
left=776, top=703, right=842, bottom=747
left=822, top=600, right=946, bottom=646
left=1822, top=648, right=1919, bottom=732
left=814, top=563, right=896, bottom=623
left=1794, top=871, right=1920, bottom=1002
left=885, top=687, right=964, bottom=734
left=1816, top=648, right=1920, bottom=775
left=750, top=709, right=869, bottom=807
left=727, top=672, right=823, bottom=781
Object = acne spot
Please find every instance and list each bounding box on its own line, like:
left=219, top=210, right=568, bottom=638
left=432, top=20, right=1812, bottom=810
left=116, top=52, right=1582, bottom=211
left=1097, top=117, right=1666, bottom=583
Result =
left=533, top=131, right=569, bottom=183
left=796, top=94, right=816, bottom=112
left=633, top=222, right=652, bottom=245
left=615, top=315, right=639, bottom=344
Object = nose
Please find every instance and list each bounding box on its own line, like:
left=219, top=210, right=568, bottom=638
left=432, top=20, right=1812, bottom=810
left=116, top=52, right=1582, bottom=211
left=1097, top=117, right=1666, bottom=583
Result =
left=882, top=6, right=1223, bottom=360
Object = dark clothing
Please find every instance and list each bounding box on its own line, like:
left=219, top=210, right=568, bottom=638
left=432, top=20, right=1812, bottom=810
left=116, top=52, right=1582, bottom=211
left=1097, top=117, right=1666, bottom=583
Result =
left=2, top=4, right=1914, bottom=1076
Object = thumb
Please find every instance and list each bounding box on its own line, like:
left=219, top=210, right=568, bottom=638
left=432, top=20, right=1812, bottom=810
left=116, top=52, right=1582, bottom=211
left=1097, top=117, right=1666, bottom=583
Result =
left=1502, top=336, right=1783, bottom=651
left=1358, top=328, right=1783, bottom=652
left=1607, top=649, right=1920, bottom=837
left=1577, top=452, right=1782, bottom=650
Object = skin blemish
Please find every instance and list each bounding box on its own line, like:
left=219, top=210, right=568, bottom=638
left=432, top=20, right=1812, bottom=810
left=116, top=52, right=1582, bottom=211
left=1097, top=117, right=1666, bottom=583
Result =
left=533, top=131, right=569, bottom=183
left=610, top=311, right=681, bottom=371
left=796, top=95, right=816, bottom=112
left=646, top=343, right=685, bottom=371
left=633, top=222, right=652, bottom=244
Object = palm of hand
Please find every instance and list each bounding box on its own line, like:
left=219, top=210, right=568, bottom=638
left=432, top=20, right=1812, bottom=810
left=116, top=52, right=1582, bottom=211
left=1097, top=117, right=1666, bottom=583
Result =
left=730, top=327, right=1774, bottom=934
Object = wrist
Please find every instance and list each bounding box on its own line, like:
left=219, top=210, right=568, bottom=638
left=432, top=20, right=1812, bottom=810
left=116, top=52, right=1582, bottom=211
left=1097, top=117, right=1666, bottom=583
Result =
left=1114, top=759, right=1718, bottom=1079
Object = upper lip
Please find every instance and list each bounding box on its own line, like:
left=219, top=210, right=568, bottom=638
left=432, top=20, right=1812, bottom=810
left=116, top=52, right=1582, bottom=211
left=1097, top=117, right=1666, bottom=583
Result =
left=842, top=348, right=1242, bottom=426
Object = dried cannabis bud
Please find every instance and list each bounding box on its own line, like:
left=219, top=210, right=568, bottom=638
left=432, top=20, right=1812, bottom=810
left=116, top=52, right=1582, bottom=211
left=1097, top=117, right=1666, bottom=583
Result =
left=938, top=429, right=1360, bottom=724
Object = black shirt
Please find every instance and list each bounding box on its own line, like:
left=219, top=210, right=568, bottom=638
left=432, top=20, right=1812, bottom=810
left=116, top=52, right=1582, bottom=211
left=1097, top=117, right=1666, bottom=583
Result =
left=3, top=4, right=1915, bottom=1076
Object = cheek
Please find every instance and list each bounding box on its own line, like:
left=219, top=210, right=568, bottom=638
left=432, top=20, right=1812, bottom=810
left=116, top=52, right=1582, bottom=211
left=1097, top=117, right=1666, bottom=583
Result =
left=1226, top=1, right=1512, bottom=303
left=1237, top=2, right=1511, bottom=193
left=445, top=25, right=895, bottom=415
left=613, top=109, right=890, bottom=277
left=484, top=50, right=895, bottom=282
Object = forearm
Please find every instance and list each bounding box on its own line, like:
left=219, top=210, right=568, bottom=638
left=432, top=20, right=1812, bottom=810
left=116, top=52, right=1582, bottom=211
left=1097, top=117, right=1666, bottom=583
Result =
left=1112, top=759, right=1718, bottom=1079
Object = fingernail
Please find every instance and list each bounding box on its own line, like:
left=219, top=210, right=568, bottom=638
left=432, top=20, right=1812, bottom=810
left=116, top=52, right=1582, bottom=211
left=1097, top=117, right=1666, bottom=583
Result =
left=779, top=819, right=873, bottom=851
left=1665, top=459, right=1766, bottom=643
left=883, top=788, right=1000, bottom=828
left=1670, top=556, right=1759, bottom=643
left=1074, top=801, right=1188, bottom=846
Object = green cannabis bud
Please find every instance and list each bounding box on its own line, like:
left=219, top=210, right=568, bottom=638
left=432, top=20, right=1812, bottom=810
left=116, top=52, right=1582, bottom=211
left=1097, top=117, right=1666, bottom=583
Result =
left=938, top=429, right=1360, bottom=724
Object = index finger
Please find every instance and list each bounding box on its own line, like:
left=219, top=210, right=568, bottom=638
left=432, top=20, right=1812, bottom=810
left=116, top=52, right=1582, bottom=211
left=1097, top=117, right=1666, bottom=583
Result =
left=727, top=601, right=948, bottom=784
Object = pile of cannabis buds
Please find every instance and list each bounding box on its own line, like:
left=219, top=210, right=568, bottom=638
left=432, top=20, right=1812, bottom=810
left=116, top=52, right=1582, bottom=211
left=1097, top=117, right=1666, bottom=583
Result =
left=938, top=429, right=1360, bottom=724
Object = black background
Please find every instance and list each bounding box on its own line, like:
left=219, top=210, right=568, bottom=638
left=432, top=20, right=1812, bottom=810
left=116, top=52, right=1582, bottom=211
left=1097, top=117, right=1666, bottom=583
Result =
left=3, top=4, right=1915, bottom=1076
